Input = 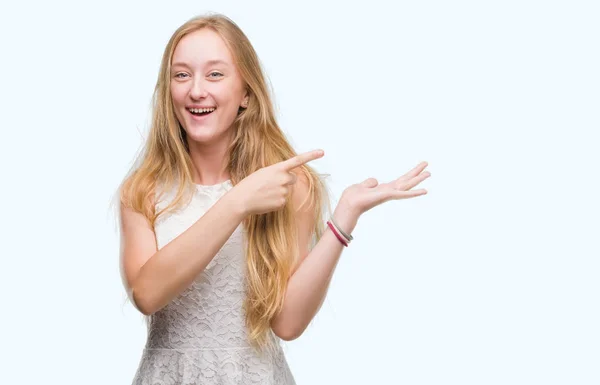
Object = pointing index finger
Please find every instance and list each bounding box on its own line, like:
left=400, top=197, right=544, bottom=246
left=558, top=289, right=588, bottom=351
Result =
left=280, top=149, right=324, bottom=170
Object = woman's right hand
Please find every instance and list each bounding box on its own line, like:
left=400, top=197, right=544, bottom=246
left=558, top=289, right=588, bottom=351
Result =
left=232, top=149, right=324, bottom=216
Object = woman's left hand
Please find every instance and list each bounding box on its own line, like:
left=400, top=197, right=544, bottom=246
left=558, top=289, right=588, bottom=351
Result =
left=336, top=161, right=431, bottom=223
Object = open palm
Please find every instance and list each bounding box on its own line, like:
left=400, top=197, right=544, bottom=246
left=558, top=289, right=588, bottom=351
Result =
left=340, top=161, right=431, bottom=215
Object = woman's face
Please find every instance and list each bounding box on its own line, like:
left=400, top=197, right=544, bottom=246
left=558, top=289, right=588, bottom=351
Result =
left=170, top=28, right=247, bottom=145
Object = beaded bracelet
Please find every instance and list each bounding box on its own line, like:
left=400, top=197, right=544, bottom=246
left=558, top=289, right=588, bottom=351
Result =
left=327, top=220, right=349, bottom=247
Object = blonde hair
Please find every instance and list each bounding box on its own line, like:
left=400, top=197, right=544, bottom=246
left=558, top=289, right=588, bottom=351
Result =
left=112, top=13, right=331, bottom=353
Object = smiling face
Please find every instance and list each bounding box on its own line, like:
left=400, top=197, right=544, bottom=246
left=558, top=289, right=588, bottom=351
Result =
left=170, top=28, right=248, bottom=145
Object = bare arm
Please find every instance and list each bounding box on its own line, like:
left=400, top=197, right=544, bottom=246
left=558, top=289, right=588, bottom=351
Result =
left=120, top=189, right=246, bottom=316
left=271, top=162, right=430, bottom=340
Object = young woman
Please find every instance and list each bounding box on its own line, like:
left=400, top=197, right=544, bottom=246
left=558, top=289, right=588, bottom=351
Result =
left=117, top=13, right=430, bottom=385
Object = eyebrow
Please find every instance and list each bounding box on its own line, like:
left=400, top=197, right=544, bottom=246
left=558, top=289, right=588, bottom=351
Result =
left=171, top=59, right=229, bottom=68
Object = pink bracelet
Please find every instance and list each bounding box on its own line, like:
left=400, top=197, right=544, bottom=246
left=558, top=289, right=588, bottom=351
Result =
left=327, top=221, right=348, bottom=247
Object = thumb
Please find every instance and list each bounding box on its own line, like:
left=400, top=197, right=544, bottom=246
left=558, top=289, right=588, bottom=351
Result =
left=360, top=177, right=379, bottom=188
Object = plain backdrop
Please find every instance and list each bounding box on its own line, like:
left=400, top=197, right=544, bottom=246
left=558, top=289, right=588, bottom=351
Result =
left=1, top=1, right=598, bottom=384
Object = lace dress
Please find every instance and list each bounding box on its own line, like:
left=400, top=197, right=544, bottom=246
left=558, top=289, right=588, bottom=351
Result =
left=131, top=180, right=297, bottom=385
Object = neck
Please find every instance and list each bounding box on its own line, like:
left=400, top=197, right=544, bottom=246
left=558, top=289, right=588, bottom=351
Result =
left=187, top=136, right=232, bottom=185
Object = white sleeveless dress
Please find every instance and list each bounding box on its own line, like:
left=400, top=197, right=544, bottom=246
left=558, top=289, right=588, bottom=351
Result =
left=131, top=180, right=297, bottom=385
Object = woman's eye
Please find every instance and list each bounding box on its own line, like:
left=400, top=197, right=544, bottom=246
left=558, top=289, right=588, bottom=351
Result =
left=174, top=73, right=188, bottom=78
left=209, top=72, right=223, bottom=78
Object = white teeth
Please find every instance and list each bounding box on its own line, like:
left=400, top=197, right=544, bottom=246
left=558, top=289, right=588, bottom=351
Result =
left=188, top=107, right=216, bottom=113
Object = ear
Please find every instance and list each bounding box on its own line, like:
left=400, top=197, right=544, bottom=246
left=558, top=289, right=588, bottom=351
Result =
left=241, top=96, right=249, bottom=108
left=240, top=89, right=249, bottom=108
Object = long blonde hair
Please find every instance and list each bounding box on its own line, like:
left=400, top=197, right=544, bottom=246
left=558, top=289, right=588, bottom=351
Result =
left=113, top=13, right=330, bottom=352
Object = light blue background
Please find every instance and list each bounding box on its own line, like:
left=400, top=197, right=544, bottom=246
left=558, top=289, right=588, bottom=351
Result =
left=1, top=0, right=598, bottom=384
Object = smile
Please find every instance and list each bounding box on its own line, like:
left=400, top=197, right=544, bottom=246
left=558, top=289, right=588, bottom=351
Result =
left=187, top=107, right=216, bottom=116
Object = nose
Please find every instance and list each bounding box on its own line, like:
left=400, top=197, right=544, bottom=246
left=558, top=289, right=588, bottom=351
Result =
left=189, top=77, right=208, bottom=99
